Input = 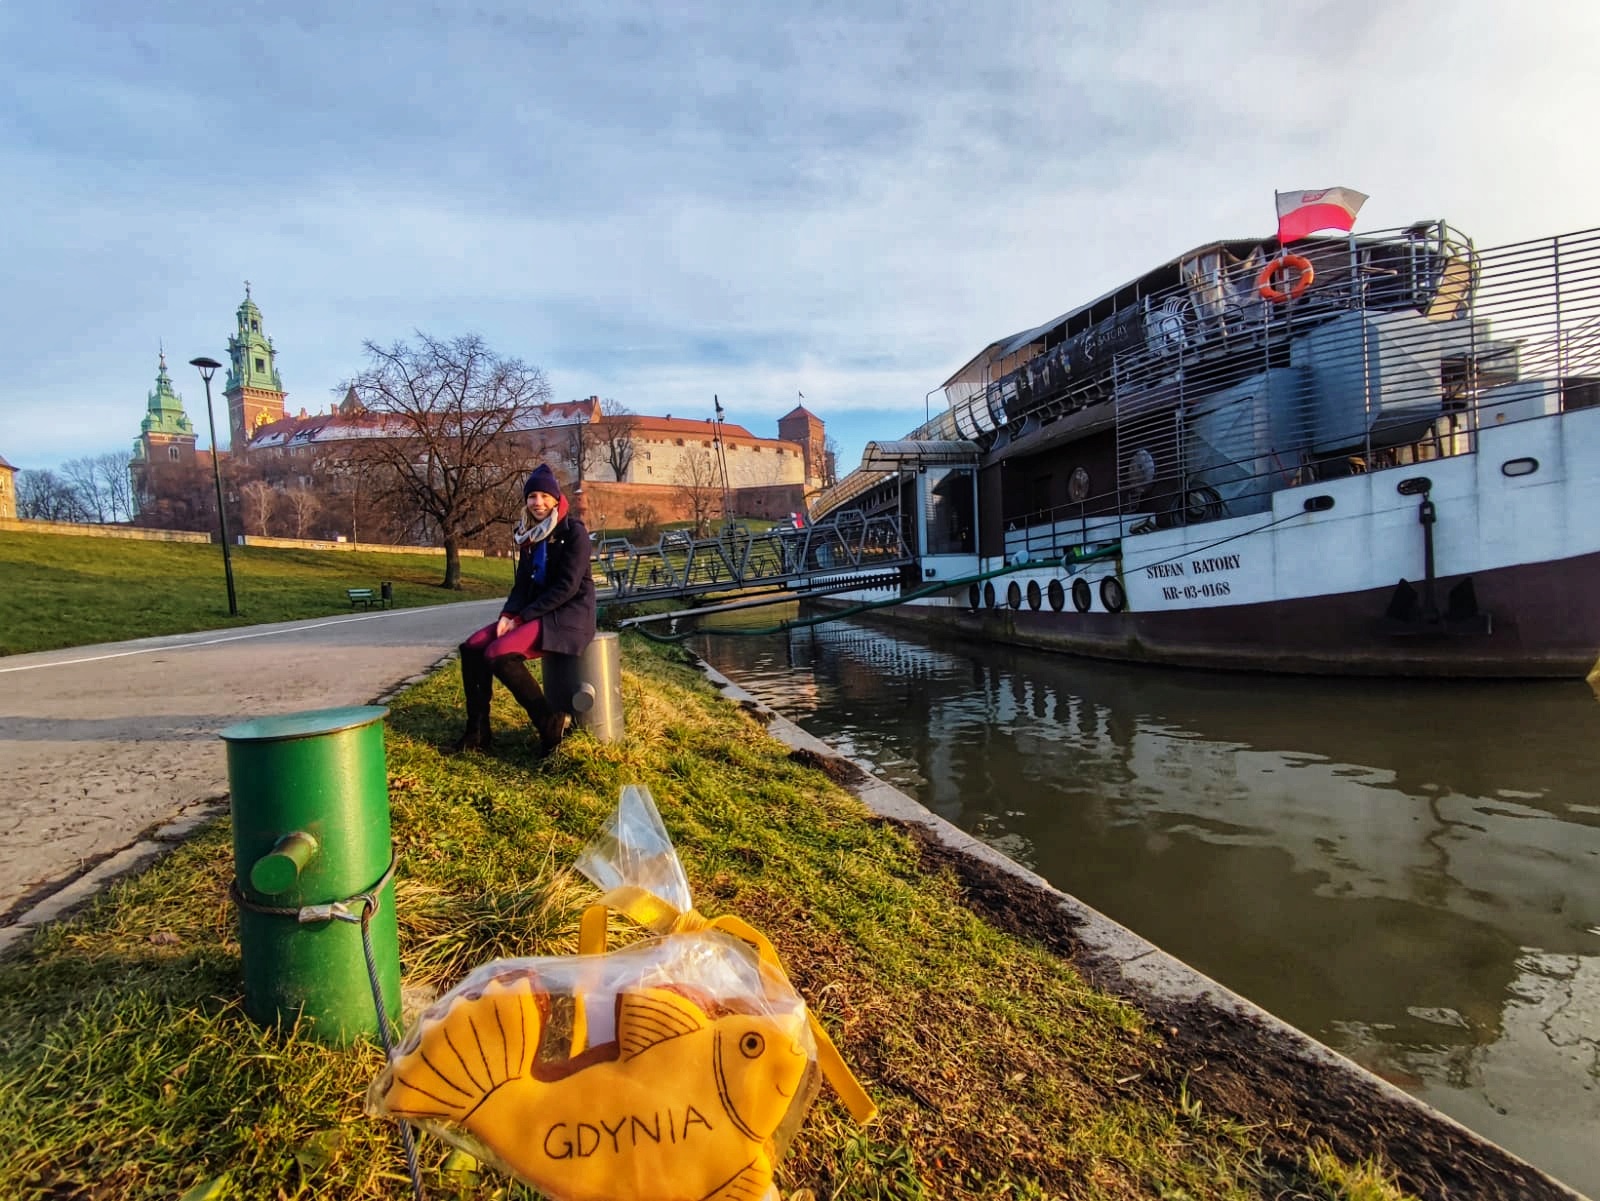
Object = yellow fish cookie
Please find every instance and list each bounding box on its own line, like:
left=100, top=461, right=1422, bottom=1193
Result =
left=380, top=977, right=809, bottom=1201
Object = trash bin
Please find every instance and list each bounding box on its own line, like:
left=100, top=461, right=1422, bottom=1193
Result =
left=219, top=705, right=400, bottom=1045
left=380, top=581, right=393, bottom=607
left=542, top=631, right=624, bottom=743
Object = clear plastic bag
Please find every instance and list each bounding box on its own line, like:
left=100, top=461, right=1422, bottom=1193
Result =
left=369, top=785, right=868, bottom=1201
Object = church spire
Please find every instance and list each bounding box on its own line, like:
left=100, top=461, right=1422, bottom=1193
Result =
left=224, top=282, right=287, bottom=449
left=140, top=348, right=193, bottom=437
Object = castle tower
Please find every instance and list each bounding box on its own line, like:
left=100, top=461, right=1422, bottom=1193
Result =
left=778, top=402, right=826, bottom=489
left=130, top=350, right=199, bottom=514
left=225, top=282, right=286, bottom=451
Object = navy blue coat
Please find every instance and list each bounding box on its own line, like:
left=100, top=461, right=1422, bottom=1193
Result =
left=501, top=513, right=597, bottom=656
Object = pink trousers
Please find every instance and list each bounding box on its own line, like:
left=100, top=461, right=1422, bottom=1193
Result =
left=462, top=617, right=544, bottom=664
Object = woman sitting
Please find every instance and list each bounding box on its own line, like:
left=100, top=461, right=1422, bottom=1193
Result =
left=453, top=464, right=596, bottom=755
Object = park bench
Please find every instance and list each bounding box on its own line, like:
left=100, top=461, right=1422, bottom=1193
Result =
left=346, top=584, right=394, bottom=610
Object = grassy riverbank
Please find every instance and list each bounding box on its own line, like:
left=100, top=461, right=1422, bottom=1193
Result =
left=0, top=530, right=515, bottom=656
left=0, top=634, right=1417, bottom=1200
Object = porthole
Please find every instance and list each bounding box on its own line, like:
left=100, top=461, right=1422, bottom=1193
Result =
left=1048, top=579, right=1066, bottom=611
left=1006, top=581, right=1022, bottom=609
left=1071, top=578, right=1092, bottom=613
left=983, top=581, right=997, bottom=608
left=1068, top=466, right=1091, bottom=503
left=1302, top=494, right=1335, bottom=512
left=1501, top=456, right=1539, bottom=477
left=1027, top=580, right=1043, bottom=610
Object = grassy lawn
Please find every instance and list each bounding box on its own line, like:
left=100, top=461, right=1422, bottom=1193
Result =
left=0, top=638, right=1414, bottom=1201
left=0, top=531, right=516, bottom=656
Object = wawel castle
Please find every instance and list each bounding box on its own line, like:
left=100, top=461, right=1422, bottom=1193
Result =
left=129, top=287, right=830, bottom=540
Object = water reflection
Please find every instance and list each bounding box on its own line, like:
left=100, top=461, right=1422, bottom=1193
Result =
left=690, top=609, right=1600, bottom=1196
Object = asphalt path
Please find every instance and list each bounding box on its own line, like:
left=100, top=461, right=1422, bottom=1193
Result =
left=0, top=598, right=501, bottom=927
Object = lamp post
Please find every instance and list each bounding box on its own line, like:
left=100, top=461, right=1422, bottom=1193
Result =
left=189, top=356, right=238, bottom=616
left=711, top=394, right=733, bottom=532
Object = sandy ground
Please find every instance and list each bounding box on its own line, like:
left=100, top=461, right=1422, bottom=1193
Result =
left=0, top=599, right=500, bottom=925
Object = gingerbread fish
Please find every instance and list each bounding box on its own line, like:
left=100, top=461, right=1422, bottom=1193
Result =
left=378, top=975, right=809, bottom=1201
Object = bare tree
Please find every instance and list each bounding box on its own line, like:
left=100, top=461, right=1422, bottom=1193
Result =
left=347, top=333, right=553, bottom=588
left=596, top=398, right=638, bottom=482
left=823, top=436, right=842, bottom=488
left=241, top=480, right=276, bottom=536
left=58, top=452, right=135, bottom=523
left=673, top=447, right=720, bottom=536
left=285, top=484, right=321, bottom=538
left=16, top=470, right=87, bottom=521
left=624, top=502, right=660, bottom=542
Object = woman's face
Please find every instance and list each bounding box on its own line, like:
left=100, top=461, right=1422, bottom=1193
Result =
left=526, top=490, right=558, bottom=520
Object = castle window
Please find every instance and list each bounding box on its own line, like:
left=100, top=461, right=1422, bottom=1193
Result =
left=646, top=466, right=653, bottom=476
left=255, top=357, right=266, bottom=372
left=251, top=320, right=259, bottom=332
left=168, top=446, right=180, bottom=460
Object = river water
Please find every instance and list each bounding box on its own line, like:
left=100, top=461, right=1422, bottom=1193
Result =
left=688, top=607, right=1600, bottom=1198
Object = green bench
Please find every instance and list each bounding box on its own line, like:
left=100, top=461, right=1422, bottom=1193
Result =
left=346, top=585, right=393, bottom=610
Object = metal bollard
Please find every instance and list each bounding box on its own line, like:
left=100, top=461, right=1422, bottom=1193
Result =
left=219, top=705, right=400, bottom=1046
left=543, top=631, right=624, bottom=743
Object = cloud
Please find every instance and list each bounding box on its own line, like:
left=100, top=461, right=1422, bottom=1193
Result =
left=2, top=0, right=1598, bottom=472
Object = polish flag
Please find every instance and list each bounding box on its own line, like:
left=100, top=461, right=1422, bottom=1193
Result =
left=1275, top=187, right=1368, bottom=243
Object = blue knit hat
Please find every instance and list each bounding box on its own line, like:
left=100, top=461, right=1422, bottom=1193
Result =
left=523, top=464, right=562, bottom=499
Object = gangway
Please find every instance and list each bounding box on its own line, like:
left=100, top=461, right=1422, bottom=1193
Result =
left=591, top=509, right=912, bottom=608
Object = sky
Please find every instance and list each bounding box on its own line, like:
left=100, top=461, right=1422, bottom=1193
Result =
left=3, top=0, right=1599, bottom=476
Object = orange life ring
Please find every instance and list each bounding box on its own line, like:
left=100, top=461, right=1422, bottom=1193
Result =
left=1258, top=253, right=1315, bottom=302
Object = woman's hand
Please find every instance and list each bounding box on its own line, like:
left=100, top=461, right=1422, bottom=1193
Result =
left=496, top=615, right=518, bottom=638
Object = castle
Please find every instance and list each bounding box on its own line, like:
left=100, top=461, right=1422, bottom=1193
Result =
left=130, top=287, right=830, bottom=540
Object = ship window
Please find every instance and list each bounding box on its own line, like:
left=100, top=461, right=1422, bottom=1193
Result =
left=1501, top=457, right=1539, bottom=477
left=1068, top=466, right=1091, bottom=503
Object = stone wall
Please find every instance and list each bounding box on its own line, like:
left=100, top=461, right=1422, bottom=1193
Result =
left=0, top=518, right=211, bottom=543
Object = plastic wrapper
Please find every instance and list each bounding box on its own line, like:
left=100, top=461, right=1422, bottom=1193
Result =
left=369, top=786, right=864, bottom=1201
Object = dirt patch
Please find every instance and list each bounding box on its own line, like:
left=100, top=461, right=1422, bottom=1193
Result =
left=901, top=819, right=1574, bottom=1201
left=787, top=747, right=875, bottom=790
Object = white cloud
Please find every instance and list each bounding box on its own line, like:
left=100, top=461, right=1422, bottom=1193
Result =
left=2, top=0, right=1598, bottom=473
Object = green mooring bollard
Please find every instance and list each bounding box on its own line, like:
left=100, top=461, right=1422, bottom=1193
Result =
left=219, top=706, right=400, bottom=1046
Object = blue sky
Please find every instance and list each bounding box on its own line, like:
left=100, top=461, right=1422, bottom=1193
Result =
left=3, top=0, right=1598, bottom=475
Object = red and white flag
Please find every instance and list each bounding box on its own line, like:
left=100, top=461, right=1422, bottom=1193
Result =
left=1275, top=187, right=1368, bottom=243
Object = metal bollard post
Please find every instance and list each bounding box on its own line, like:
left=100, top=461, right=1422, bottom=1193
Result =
left=219, top=705, right=400, bottom=1046
left=542, top=631, right=624, bottom=743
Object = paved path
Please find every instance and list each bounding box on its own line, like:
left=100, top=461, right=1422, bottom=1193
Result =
left=0, top=600, right=500, bottom=929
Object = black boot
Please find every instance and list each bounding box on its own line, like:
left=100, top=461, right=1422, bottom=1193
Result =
left=491, top=656, right=569, bottom=755
left=449, top=643, right=495, bottom=753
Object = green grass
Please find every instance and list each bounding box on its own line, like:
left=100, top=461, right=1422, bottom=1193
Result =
left=0, top=531, right=516, bottom=655
left=0, top=638, right=1416, bottom=1200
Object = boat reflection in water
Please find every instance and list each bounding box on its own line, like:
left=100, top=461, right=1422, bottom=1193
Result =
left=690, top=609, right=1600, bottom=1197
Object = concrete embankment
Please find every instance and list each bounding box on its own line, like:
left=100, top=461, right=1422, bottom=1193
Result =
left=691, top=657, right=1590, bottom=1201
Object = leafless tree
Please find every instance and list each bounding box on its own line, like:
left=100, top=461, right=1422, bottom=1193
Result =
left=623, top=502, right=660, bottom=542
left=57, top=452, right=132, bottom=523
left=16, top=470, right=87, bottom=521
left=673, top=447, right=720, bottom=536
left=240, top=480, right=276, bottom=536
left=346, top=333, right=553, bottom=588
left=823, top=436, right=842, bottom=488
left=595, top=398, right=638, bottom=481
left=285, top=484, right=321, bottom=539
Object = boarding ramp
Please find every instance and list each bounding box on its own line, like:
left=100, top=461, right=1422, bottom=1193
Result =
left=592, top=509, right=913, bottom=606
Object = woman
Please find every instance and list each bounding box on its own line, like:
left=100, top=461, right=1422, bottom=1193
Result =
left=453, top=463, right=596, bottom=755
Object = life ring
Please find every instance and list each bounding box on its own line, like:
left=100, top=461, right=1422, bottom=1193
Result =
left=1258, top=254, right=1315, bottom=302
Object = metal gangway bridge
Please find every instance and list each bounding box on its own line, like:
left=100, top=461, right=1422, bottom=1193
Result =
left=591, top=509, right=913, bottom=609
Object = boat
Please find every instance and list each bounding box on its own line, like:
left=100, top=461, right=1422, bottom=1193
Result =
left=809, top=220, right=1600, bottom=676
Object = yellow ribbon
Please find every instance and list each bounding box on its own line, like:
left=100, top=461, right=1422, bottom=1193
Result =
left=578, top=888, right=878, bottom=1125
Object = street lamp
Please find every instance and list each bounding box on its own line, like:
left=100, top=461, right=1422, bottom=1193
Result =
left=189, top=356, right=238, bottom=616
left=711, top=394, right=733, bottom=531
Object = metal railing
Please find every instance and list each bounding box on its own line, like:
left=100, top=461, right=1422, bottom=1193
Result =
left=592, top=509, right=914, bottom=606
